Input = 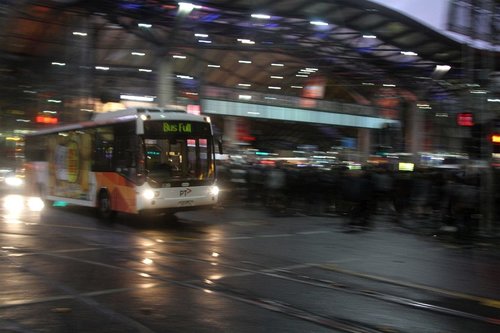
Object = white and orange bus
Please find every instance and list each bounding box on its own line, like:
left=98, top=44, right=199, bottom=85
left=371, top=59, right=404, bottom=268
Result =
left=24, top=107, right=220, bottom=218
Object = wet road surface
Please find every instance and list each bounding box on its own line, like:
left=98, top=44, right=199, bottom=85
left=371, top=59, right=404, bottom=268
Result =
left=1, top=194, right=500, bottom=332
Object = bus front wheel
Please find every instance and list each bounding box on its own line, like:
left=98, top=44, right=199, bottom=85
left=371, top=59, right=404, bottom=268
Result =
left=97, top=191, right=115, bottom=220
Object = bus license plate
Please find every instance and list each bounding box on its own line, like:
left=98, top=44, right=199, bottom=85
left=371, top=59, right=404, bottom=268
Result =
left=178, top=200, right=194, bottom=207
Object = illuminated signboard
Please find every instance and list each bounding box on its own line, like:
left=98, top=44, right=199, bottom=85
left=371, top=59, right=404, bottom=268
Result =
left=144, top=121, right=211, bottom=138
left=491, top=134, right=500, bottom=144
left=163, top=122, right=192, bottom=133
left=399, top=162, right=414, bottom=171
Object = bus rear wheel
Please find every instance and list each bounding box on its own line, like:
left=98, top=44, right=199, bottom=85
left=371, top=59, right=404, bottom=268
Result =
left=97, top=191, right=115, bottom=220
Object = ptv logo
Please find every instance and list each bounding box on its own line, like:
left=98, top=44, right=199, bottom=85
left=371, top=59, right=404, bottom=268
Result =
left=180, top=188, right=192, bottom=197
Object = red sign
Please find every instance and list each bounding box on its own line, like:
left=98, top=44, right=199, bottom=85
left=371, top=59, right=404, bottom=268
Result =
left=457, top=113, right=474, bottom=127
left=35, top=116, right=58, bottom=124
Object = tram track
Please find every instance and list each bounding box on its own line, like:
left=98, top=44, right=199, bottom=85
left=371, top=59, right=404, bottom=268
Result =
left=2, top=211, right=500, bottom=332
left=2, top=237, right=500, bottom=332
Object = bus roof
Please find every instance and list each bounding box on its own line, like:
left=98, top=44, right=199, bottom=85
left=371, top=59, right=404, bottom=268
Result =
left=25, top=107, right=210, bottom=136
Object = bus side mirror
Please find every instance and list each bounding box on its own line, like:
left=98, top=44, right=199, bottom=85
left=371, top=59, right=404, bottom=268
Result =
left=218, top=139, right=223, bottom=154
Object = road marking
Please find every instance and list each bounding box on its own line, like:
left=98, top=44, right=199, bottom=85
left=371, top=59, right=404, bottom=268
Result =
left=319, top=263, right=500, bottom=309
left=297, top=230, right=330, bottom=235
left=258, top=233, right=294, bottom=238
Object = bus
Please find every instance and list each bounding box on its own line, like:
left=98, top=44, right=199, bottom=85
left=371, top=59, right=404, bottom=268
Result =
left=24, top=107, right=220, bottom=218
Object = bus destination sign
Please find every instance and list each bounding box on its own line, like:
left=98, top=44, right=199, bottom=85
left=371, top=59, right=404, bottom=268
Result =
left=163, top=122, right=192, bottom=133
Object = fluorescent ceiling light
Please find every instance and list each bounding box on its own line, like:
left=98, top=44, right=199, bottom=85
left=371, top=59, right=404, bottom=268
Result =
left=291, top=86, right=303, bottom=89
left=310, top=20, right=328, bottom=26
left=363, top=34, right=377, bottom=38
left=207, top=64, right=220, bottom=68
left=120, top=95, right=156, bottom=102
left=239, top=95, right=252, bottom=100
left=138, top=23, right=152, bottom=28
left=237, top=39, right=255, bottom=44
left=238, top=60, right=252, bottom=64
left=43, top=110, right=57, bottom=114
left=198, top=40, right=212, bottom=43
left=251, top=14, right=271, bottom=19
left=131, top=52, right=146, bottom=56
left=296, top=74, right=308, bottom=77
left=194, top=33, right=208, bottom=38
left=270, top=76, right=283, bottom=79
left=172, top=55, right=187, bottom=59
left=271, top=63, right=284, bottom=67
left=48, top=99, right=61, bottom=103
left=435, top=65, right=451, bottom=72
left=177, top=75, right=193, bottom=80
left=238, top=83, right=251, bottom=87
left=51, top=62, right=66, bottom=66
left=268, top=86, right=281, bottom=90
left=72, top=32, right=87, bottom=36
left=138, top=68, right=152, bottom=72
left=178, top=2, right=202, bottom=11
left=401, top=51, right=418, bottom=56
left=95, top=66, right=109, bottom=70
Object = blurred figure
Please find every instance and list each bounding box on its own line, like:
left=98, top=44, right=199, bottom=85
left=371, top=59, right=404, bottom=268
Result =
left=245, top=163, right=265, bottom=205
left=444, top=171, right=480, bottom=241
left=342, top=169, right=374, bottom=228
left=410, top=168, right=433, bottom=217
left=391, top=170, right=413, bottom=224
left=302, top=166, right=324, bottom=215
left=370, top=167, right=394, bottom=214
left=265, top=162, right=287, bottom=215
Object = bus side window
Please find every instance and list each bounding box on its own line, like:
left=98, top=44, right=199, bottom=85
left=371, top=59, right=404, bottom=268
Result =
left=92, top=127, right=114, bottom=171
left=114, top=122, right=138, bottom=179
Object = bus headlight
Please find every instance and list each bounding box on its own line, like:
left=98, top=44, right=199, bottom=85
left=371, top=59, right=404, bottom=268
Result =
left=209, top=186, right=220, bottom=196
left=142, top=189, right=156, bottom=200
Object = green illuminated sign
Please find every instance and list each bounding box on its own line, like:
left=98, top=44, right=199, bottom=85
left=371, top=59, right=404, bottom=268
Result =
left=163, top=122, right=192, bottom=133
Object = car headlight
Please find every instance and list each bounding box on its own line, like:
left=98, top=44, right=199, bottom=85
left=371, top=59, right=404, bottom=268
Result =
left=5, top=176, right=24, bottom=187
left=209, top=186, right=220, bottom=196
left=142, top=189, right=156, bottom=200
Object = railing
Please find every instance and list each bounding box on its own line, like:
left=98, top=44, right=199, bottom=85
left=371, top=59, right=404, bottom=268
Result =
left=201, top=86, right=376, bottom=117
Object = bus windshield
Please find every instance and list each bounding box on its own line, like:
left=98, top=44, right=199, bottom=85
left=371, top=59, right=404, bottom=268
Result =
left=142, top=121, right=215, bottom=186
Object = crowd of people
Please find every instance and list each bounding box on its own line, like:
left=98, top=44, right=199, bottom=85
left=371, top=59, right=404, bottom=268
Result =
left=216, top=160, right=484, bottom=239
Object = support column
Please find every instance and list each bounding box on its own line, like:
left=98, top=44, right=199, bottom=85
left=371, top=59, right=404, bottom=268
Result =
left=407, top=104, right=422, bottom=163
left=223, top=116, right=239, bottom=153
left=157, top=57, right=174, bottom=107
left=357, top=128, right=371, bottom=164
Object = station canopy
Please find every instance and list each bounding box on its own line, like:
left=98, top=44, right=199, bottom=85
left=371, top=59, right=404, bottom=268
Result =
left=0, top=0, right=498, bottom=118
